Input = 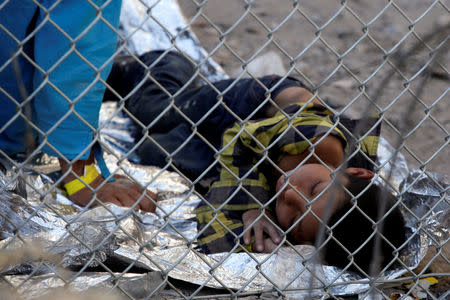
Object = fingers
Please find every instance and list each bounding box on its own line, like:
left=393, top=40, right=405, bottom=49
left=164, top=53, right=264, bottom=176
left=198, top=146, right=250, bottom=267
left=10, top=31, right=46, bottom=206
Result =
left=126, top=189, right=145, bottom=209
left=242, top=214, right=253, bottom=245
left=72, top=175, right=158, bottom=213
left=116, top=191, right=139, bottom=208
left=121, top=178, right=157, bottom=209
left=242, top=209, right=259, bottom=245
left=253, top=216, right=280, bottom=252
left=117, top=184, right=157, bottom=212
left=128, top=188, right=157, bottom=213
left=265, top=222, right=281, bottom=245
left=253, top=230, right=264, bottom=252
left=146, top=190, right=157, bottom=201
left=243, top=229, right=252, bottom=245
left=104, top=197, right=124, bottom=208
left=242, top=209, right=278, bottom=252
left=261, top=238, right=278, bottom=253
left=253, top=222, right=265, bottom=252
left=91, top=191, right=122, bottom=208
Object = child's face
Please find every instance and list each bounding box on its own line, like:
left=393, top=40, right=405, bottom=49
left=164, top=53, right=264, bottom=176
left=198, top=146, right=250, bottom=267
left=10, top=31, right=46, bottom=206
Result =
left=275, top=163, right=349, bottom=244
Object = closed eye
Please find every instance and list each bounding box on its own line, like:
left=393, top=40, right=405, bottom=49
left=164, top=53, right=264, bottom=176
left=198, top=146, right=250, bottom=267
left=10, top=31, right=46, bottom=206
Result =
left=311, top=180, right=322, bottom=197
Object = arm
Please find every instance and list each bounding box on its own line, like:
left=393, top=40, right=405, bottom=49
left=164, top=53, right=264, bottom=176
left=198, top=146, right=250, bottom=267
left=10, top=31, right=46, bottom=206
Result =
left=276, top=134, right=345, bottom=172
left=59, top=151, right=157, bottom=212
left=196, top=122, right=281, bottom=253
left=270, top=86, right=346, bottom=170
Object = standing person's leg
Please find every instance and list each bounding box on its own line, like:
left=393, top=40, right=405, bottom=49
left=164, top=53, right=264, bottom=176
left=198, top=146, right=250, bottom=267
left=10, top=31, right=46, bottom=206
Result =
left=30, top=1, right=159, bottom=212
left=32, top=0, right=122, bottom=160
left=0, top=0, right=38, bottom=156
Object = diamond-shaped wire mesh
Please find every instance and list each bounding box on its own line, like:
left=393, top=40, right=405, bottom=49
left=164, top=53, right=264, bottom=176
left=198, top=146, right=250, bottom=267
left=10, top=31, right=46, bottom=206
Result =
left=0, top=0, right=448, bottom=299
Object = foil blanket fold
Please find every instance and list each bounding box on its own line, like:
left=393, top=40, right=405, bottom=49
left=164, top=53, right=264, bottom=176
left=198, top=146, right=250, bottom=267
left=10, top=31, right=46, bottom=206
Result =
left=0, top=0, right=448, bottom=298
left=0, top=139, right=448, bottom=297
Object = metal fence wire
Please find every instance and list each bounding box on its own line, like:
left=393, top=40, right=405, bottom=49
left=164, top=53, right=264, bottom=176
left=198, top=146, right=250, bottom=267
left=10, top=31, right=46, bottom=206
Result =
left=0, top=0, right=449, bottom=299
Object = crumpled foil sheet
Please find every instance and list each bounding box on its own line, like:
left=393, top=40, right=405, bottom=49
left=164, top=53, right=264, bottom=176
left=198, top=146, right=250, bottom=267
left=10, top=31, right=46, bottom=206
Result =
left=1, top=138, right=448, bottom=298
left=1, top=0, right=449, bottom=298
left=400, top=170, right=449, bottom=246
left=118, top=0, right=228, bottom=83
left=2, top=272, right=165, bottom=299
left=376, top=137, right=410, bottom=191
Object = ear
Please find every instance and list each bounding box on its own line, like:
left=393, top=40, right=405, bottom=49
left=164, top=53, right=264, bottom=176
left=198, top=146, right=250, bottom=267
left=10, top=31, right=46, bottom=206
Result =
left=345, top=167, right=374, bottom=179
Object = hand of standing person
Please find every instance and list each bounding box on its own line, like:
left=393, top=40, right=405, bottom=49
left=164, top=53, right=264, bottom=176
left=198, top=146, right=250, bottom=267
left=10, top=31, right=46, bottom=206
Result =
left=59, top=154, right=157, bottom=212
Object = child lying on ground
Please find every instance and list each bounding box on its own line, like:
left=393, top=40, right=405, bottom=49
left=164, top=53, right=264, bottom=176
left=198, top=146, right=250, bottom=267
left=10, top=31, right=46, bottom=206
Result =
left=105, top=50, right=406, bottom=274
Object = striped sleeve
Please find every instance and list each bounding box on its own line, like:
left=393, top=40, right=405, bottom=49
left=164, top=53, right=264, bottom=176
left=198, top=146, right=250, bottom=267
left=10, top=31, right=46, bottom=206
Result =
left=195, top=103, right=349, bottom=254
left=195, top=102, right=381, bottom=254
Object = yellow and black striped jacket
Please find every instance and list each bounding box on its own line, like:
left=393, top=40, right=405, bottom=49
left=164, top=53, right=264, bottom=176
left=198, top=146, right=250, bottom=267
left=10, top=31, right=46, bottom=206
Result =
left=195, top=102, right=381, bottom=254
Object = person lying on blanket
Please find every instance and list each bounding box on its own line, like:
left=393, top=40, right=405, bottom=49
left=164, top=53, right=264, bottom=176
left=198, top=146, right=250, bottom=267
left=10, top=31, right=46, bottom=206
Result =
left=105, top=50, right=406, bottom=274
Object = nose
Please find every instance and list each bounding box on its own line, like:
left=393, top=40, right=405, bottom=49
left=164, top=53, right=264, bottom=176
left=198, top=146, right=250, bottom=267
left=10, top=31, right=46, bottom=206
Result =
left=277, top=172, right=309, bottom=201
left=284, top=183, right=308, bottom=204
left=276, top=175, right=285, bottom=192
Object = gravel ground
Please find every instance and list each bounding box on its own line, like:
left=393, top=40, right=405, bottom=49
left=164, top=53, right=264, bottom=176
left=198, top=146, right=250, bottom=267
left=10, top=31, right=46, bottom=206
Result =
left=179, top=0, right=449, bottom=177
left=176, top=0, right=449, bottom=298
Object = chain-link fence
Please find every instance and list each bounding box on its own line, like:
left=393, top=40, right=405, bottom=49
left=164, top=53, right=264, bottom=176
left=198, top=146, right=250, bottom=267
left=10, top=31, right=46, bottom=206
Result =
left=0, top=0, right=449, bottom=299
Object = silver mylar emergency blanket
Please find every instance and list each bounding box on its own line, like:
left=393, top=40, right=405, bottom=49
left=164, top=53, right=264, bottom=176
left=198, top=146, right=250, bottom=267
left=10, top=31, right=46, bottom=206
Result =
left=0, top=0, right=448, bottom=299
left=1, top=123, right=448, bottom=298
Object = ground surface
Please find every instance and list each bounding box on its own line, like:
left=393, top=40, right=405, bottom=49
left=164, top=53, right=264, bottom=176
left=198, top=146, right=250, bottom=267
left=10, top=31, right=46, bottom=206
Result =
left=176, top=0, right=449, bottom=298
left=178, top=0, right=449, bottom=177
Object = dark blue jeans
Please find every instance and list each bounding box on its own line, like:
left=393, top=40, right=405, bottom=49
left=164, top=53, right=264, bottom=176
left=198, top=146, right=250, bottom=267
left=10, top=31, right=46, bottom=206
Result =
left=106, top=50, right=305, bottom=183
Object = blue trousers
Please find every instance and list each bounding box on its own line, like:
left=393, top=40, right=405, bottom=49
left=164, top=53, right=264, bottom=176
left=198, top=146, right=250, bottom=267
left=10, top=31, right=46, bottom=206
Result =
left=0, top=0, right=122, bottom=159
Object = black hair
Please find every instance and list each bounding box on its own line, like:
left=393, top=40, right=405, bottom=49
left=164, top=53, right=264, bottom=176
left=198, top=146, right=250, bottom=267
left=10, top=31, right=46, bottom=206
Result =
left=322, top=175, right=406, bottom=275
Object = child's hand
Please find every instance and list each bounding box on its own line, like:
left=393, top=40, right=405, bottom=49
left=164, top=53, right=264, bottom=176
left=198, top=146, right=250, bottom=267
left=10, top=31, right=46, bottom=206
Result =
left=242, top=209, right=281, bottom=252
